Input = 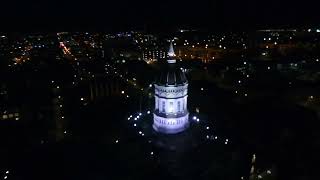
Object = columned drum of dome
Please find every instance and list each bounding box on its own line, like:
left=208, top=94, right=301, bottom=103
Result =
left=153, top=42, right=189, bottom=134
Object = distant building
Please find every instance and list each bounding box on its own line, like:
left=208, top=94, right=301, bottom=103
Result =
left=80, top=75, right=122, bottom=102
left=0, top=110, right=20, bottom=121
left=142, top=48, right=167, bottom=62
left=0, top=35, right=9, bottom=57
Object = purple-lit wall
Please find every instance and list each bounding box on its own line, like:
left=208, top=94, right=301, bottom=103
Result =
left=153, top=84, right=189, bottom=134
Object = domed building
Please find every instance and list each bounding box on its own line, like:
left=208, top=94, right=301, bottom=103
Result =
left=153, top=42, right=189, bottom=134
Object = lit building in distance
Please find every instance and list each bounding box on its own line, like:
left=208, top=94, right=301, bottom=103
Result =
left=142, top=48, right=166, bottom=62
left=153, top=42, right=189, bottom=134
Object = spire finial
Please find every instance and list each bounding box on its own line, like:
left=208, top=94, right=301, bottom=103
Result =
left=167, top=41, right=176, bottom=63
left=168, top=41, right=175, bottom=57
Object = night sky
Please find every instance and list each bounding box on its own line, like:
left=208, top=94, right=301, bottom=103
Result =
left=2, top=0, right=319, bottom=31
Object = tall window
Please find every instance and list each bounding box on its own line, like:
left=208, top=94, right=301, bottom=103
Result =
left=182, top=100, right=184, bottom=111
left=177, top=101, right=181, bottom=112
left=169, top=102, right=173, bottom=113
left=162, top=101, right=165, bottom=112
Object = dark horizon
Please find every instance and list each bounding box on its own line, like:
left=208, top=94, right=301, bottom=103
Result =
left=2, top=0, right=319, bottom=32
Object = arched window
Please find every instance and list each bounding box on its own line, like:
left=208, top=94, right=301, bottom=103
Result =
left=169, top=102, right=173, bottom=112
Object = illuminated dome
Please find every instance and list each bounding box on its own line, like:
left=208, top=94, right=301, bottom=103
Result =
left=153, top=42, right=189, bottom=134
left=156, top=65, right=187, bottom=86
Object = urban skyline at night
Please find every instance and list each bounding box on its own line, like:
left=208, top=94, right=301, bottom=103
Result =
left=0, top=1, right=319, bottom=180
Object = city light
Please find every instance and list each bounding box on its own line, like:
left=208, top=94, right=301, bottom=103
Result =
left=2, top=25, right=317, bottom=180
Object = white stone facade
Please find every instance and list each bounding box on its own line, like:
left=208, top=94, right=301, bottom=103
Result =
left=153, top=84, right=189, bottom=134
